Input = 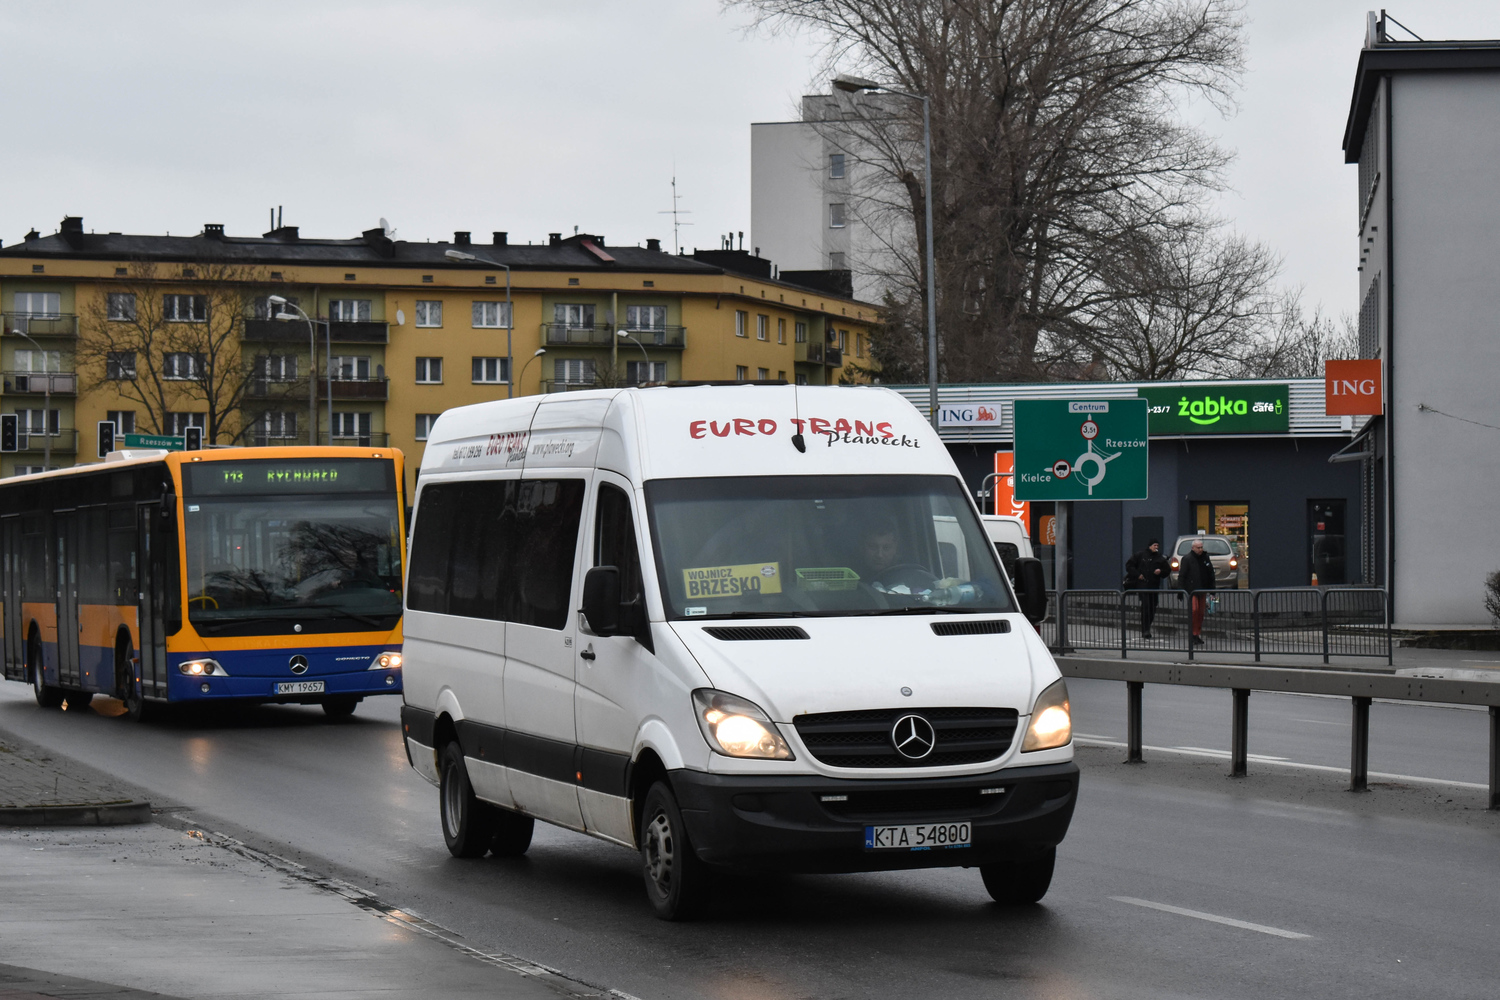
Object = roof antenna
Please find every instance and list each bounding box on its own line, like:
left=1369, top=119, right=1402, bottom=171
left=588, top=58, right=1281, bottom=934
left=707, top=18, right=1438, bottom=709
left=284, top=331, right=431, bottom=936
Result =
left=657, top=168, right=694, bottom=255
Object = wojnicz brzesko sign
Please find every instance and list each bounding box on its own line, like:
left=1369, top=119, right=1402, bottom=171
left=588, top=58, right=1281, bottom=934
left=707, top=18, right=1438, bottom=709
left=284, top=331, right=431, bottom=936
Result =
left=1013, top=399, right=1149, bottom=501
left=1137, top=384, right=1290, bottom=434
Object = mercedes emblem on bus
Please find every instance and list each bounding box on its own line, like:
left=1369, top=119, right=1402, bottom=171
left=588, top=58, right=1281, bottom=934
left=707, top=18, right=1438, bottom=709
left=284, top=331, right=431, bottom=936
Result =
left=289, top=655, right=309, bottom=675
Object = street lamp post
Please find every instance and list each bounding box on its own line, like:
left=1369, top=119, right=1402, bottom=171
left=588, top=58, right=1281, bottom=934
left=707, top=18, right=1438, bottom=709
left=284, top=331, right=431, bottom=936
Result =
left=832, top=74, right=939, bottom=431
left=518, top=348, right=546, bottom=393
left=268, top=296, right=325, bottom=444
left=446, top=250, right=513, bottom=398
left=616, top=329, right=650, bottom=383
left=13, top=329, right=53, bottom=469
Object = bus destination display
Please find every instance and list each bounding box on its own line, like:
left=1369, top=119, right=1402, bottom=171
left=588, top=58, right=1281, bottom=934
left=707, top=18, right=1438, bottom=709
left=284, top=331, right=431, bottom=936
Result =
left=184, top=458, right=394, bottom=496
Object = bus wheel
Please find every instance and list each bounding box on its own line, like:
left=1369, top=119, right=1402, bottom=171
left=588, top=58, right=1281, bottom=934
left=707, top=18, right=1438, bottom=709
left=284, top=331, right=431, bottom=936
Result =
left=439, top=742, right=495, bottom=858
left=979, top=847, right=1056, bottom=905
left=322, top=696, right=361, bottom=719
left=63, top=690, right=93, bottom=710
left=123, top=683, right=156, bottom=723
left=639, top=781, right=709, bottom=921
left=29, top=632, right=63, bottom=709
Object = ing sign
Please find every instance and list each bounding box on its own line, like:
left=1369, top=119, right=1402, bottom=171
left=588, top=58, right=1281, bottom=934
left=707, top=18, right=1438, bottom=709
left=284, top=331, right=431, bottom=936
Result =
left=1324, top=359, right=1383, bottom=416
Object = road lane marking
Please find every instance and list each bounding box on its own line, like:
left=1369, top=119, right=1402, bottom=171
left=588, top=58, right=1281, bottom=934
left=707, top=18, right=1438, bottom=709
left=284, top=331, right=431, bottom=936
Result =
left=1076, top=737, right=1488, bottom=790
left=1174, top=745, right=1289, bottom=761
left=1291, top=718, right=1347, bottom=726
left=1110, top=896, right=1312, bottom=939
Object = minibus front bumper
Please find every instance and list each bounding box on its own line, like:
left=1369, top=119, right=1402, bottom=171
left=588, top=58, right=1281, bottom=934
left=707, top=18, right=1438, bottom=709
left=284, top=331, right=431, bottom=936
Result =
left=670, top=760, right=1079, bottom=873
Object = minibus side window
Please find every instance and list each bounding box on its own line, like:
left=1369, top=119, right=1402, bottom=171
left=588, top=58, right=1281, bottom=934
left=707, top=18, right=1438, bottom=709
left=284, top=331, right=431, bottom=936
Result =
left=407, top=485, right=456, bottom=613
left=447, top=481, right=509, bottom=620
left=594, top=484, right=643, bottom=604
left=508, top=479, right=585, bottom=630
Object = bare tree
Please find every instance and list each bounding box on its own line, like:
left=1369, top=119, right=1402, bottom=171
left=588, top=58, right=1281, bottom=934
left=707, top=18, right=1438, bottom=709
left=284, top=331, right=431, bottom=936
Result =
left=1234, top=293, right=1358, bottom=380
left=736, top=0, right=1248, bottom=382
left=79, top=258, right=281, bottom=443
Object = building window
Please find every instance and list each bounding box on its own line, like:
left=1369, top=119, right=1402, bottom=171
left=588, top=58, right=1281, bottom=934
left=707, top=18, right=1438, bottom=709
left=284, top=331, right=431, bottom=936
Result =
left=15, top=350, right=61, bottom=373
left=777, top=370, right=786, bottom=381
left=107, top=410, right=135, bottom=435
left=472, top=357, right=509, bottom=383
left=626, top=360, right=666, bottom=385
left=255, top=354, right=298, bottom=381
left=736, top=365, right=748, bottom=381
left=258, top=411, right=298, bottom=440
left=17, top=409, right=60, bottom=436
left=626, top=305, right=666, bottom=330
left=332, top=355, right=371, bottom=380
left=415, top=357, right=443, bottom=384
left=162, top=294, right=207, bottom=322
left=554, top=358, right=596, bottom=386
left=415, top=300, right=443, bottom=327
left=735, top=311, right=748, bottom=337
left=473, top=301, right=512, bottom=328
left=13, top=292, right=60, bottom=317
left=1358, top=278, right=1380, bottom=359
left=415, top=413, right=439, bottom=441
left=830, top=153, right=845, bottom=178
left=333, top=412, right=372, bottom=444
left=795, top=321, right=807, bottom=344
left=777, top=318, right=786, bottom=344
left=795, top=373, right=808, bottom=385
left=836, top=329, right=848, bottom=351
left=163, top=352, right=205, bottom=380
left=756, top=315, right=768, bottom=341
left=107, top=293, right=136, bottom=321
left=757, top=367, right=769, bottom=381
left=106, top=351, right=136, bottom=380
left=328, top=299, right=371, bottom=322
left=553, top=303, right=592, bottom=329
left=829, top=252, right=846, bottom=270
left=829, top=203, right=846, bottom=229
left=253, top=294, right=299, bottom=320
left=855, top=333, right=864, bottom=358
left=166, top=412, right=205, bottom=436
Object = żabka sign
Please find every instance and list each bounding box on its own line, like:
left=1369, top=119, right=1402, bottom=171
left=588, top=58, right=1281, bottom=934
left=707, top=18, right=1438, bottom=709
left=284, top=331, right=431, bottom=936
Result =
left=1137, top=384, right=1290, bottom=435
left=1324, top=359, right=1383, bottom=416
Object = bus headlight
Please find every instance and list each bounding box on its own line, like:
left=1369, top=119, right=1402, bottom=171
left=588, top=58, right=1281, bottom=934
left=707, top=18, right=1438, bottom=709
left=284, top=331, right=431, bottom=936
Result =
left=692, top=689, right=794, bottom=760
left=1022, top=679, right=1072, bottom=752
left=178, top=659, right=227, bottom=677
left=368, top=652, right=403, bottom=670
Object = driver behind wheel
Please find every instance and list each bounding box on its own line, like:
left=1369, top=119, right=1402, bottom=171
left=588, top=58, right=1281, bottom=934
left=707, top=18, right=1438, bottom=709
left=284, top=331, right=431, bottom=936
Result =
left=861, top=518, right=936, bottom=594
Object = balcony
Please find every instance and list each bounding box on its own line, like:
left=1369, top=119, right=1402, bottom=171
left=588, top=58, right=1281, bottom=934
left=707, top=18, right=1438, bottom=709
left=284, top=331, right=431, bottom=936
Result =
left=797, top=340, right=825, bottom=364
left=543, top=324, right=685, bottom=349
left=825, top=347, right=844, bottom=368
left=247, top=431, right=390, bottom=447
left=323, top=377, right=389, bottom=401
left=3, top=372, right=77, bottom=395
left=330, top=432, right=389, bottom=447
left=16, top=429, right=78, bottom=454
left=242, top=319, right=390, bottom=344
left=3, top=313, right=78, bottom=338
left=540, top=380, right=601, bottom=393
left=329, top=321, right=389, bottom=344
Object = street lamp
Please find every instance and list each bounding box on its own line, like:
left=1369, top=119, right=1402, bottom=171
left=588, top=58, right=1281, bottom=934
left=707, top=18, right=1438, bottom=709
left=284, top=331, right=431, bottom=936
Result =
left=518, top=348, right=546, bottom=393
left=445, top=249, right=513, bottom=399
left=832, top=73, right=940, bottom=431
left=268, top=295, right=328, bottom=445
left=13, top=329, right=53, bottom=469
left=616, top=328, right=650, bottom=383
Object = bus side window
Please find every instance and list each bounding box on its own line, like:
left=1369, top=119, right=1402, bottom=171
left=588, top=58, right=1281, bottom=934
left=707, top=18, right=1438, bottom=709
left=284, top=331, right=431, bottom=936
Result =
left=80, top=508, right=109, bottom=606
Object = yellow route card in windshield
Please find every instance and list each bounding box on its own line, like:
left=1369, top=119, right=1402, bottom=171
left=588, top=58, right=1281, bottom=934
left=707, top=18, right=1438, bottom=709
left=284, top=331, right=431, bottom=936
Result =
left=683, top=562, right=782, bottom=599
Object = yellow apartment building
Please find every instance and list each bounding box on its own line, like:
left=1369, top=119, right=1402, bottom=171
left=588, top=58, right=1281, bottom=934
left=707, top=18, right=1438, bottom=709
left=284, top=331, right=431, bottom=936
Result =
left=0, top=218, right=877, bottom=495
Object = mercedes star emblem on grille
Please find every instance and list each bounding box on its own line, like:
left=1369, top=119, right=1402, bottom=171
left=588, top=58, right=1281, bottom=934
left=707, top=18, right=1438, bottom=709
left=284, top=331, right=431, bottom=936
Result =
left=890, top=714, right=936, bottom=759
left=289, top=655, right=309, bottom=675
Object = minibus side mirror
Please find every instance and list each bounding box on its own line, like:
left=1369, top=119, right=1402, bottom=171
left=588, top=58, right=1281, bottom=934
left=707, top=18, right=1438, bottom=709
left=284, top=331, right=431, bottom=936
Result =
left=1013, top=557, right=1048, bottom=627
left=582, top=566, right=622, bottom=636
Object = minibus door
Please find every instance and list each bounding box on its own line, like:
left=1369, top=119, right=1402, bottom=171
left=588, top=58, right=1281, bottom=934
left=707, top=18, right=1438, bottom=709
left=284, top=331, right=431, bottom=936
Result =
left=1, top=517, right=21, bottom=681
left=574, top=475, right=656, bottom=847
left=54, top=510, right=81, bottom=689
left=136, top=505, right=167, bottom=699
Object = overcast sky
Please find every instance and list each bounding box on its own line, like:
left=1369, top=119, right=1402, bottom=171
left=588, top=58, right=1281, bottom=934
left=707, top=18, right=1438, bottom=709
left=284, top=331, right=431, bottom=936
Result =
left=5, top=1, right=1500, bottom=320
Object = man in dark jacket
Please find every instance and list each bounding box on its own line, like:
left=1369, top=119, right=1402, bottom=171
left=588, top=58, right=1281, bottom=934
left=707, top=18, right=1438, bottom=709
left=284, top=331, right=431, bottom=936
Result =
left=1178, top=538, right=1217, bottom=645
left=1124, top=540, right=1170, bottom=639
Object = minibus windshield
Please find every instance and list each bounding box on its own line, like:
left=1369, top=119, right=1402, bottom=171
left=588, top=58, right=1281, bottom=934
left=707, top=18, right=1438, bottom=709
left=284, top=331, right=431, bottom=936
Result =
left=645, top=475, right=1014, bottom=619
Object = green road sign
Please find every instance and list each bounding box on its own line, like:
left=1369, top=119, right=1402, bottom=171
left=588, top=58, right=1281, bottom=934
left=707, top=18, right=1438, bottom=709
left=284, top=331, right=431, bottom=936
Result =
left=123, top=433, right=185, bottom=451
left=1013, top=399, right=1149, bottom=501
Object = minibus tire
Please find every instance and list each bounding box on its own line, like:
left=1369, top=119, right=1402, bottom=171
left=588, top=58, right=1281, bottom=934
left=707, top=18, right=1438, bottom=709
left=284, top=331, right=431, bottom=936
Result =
left=30, top=633, right=63, bottom=709
left=979, top=848, right=1056, bottom=905
left=439, top=742, right=496, bottom=858
left=489, top=811, right=534, bottom=858
left=639, top=781, right=709, bottom=921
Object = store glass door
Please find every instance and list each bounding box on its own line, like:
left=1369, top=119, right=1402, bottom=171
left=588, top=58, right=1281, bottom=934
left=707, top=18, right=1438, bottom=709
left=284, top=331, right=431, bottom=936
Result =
left=1308, top=500, right=1346, bottom=586
left=1192, top=502, right=1250, bottom=588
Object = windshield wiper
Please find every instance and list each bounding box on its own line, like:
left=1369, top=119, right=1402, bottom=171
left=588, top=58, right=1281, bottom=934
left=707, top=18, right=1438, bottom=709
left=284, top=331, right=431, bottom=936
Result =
left=194, top=616, right=294, bottom=633
left=298, top=604, right=392, bottom=628
left=689, top=610, right=812, bottom=620
left=864, top=605, right=977, bottom=616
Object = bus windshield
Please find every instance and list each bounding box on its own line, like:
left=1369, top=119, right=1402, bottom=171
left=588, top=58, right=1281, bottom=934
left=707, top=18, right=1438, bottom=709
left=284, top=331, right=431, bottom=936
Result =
left=645, top=475, right=1014, bottom=620
left=183, top=460, right=402, bottom=629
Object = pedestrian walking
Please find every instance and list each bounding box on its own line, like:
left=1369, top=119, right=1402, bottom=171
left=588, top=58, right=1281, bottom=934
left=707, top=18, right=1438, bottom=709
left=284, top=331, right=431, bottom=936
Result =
left=1124, top=540, right=1170, bottom=639
left=1178, top=537, right=1217, bottom=645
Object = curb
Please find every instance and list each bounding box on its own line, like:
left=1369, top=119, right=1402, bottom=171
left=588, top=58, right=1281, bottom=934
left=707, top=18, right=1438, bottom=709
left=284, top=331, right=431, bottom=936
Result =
left=0, top=799, right=152, bottom=827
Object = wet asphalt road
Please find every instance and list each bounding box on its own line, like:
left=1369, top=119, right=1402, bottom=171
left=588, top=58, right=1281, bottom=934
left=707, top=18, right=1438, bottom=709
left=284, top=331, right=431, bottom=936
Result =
left=2, top=679, right=1497, bottom=1000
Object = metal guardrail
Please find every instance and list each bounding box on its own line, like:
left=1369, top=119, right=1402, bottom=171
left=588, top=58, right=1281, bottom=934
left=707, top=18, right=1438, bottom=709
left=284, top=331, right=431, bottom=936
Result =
left=1042, top=588, right=1392, bottom=664
left=1057, top=655, right=1500, bottom=809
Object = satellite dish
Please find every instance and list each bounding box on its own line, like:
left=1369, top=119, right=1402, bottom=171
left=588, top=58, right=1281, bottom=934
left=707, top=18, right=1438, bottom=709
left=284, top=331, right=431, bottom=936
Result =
left=379, top=216, right=396, bottom=237
left=395, top=309, right=405, bottom=327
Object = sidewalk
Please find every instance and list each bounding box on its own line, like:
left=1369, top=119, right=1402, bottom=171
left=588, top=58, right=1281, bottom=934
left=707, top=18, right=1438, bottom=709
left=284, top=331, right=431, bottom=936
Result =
left=0, top=729, right=151, bottom=825
left=1054, top=640, right=1500, bottom=677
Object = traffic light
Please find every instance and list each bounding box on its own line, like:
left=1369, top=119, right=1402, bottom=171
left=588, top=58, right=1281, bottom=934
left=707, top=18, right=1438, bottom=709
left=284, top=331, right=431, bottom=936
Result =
left=0, top=414, right=16, bottom=453
left=97, top=420, right=116, bottom=458
left=184, top=426, right=203, bottom=451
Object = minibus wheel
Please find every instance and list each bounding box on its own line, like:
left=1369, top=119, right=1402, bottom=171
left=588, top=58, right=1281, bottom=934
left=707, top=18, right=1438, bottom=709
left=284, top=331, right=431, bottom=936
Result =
left=439, top=742, right=495, bottom=858
left=979, top=847, right=1056, bottom=904
left=489, top=810, right=534, bottom=858
left=639, top=781, right=709, bottom=920
left=29, top=631, right=62, bottom=709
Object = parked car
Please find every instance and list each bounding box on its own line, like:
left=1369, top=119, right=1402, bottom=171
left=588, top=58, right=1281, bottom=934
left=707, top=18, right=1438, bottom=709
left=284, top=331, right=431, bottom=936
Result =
left=980, top=514, right=1033, bottom=581
left=1168, top=534, right=1241, bottom=588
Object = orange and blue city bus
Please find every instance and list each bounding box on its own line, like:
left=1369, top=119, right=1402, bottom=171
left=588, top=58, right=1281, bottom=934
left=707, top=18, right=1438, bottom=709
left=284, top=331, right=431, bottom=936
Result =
left=0, top=446, right=405, bottom=720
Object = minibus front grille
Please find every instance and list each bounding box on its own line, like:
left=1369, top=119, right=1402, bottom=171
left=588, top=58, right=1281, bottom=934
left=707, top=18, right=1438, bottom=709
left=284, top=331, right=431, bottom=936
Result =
left=817, top=785, right=1011, bottom=819
left=792, top=707, right=1019, bottom=768
left=703, top=625, right=810, bottom=641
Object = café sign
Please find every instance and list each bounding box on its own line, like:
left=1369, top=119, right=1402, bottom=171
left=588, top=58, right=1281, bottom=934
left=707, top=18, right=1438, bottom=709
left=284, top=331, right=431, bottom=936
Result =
left=1137, top=384, right=1290, bottom=435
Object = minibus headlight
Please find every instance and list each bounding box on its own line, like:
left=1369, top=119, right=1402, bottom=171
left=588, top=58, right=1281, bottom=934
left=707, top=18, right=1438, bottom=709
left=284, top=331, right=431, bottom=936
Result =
left=1022, top=679, right=1072, bottom=752
left=178, top=659, right=226, bottom=677
left=368, top=651, right=403, bottom=670
left=692, top=689, right=794, bottom=760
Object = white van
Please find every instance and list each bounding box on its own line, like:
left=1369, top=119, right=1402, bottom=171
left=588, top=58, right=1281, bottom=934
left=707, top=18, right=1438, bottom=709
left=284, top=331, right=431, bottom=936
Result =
left=400, top=385, right=1076, bottom=919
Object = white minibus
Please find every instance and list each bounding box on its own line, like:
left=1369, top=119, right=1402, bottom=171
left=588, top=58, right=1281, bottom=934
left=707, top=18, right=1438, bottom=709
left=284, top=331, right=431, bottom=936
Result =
left=400, top=384, right=1075, bottom=919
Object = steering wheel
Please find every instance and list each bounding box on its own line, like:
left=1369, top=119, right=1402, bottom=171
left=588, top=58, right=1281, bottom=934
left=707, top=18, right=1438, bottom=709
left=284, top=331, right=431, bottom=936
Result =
left=187, top=595, right=219, bottom=609
left=872, top=563, right=939, bottom=593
